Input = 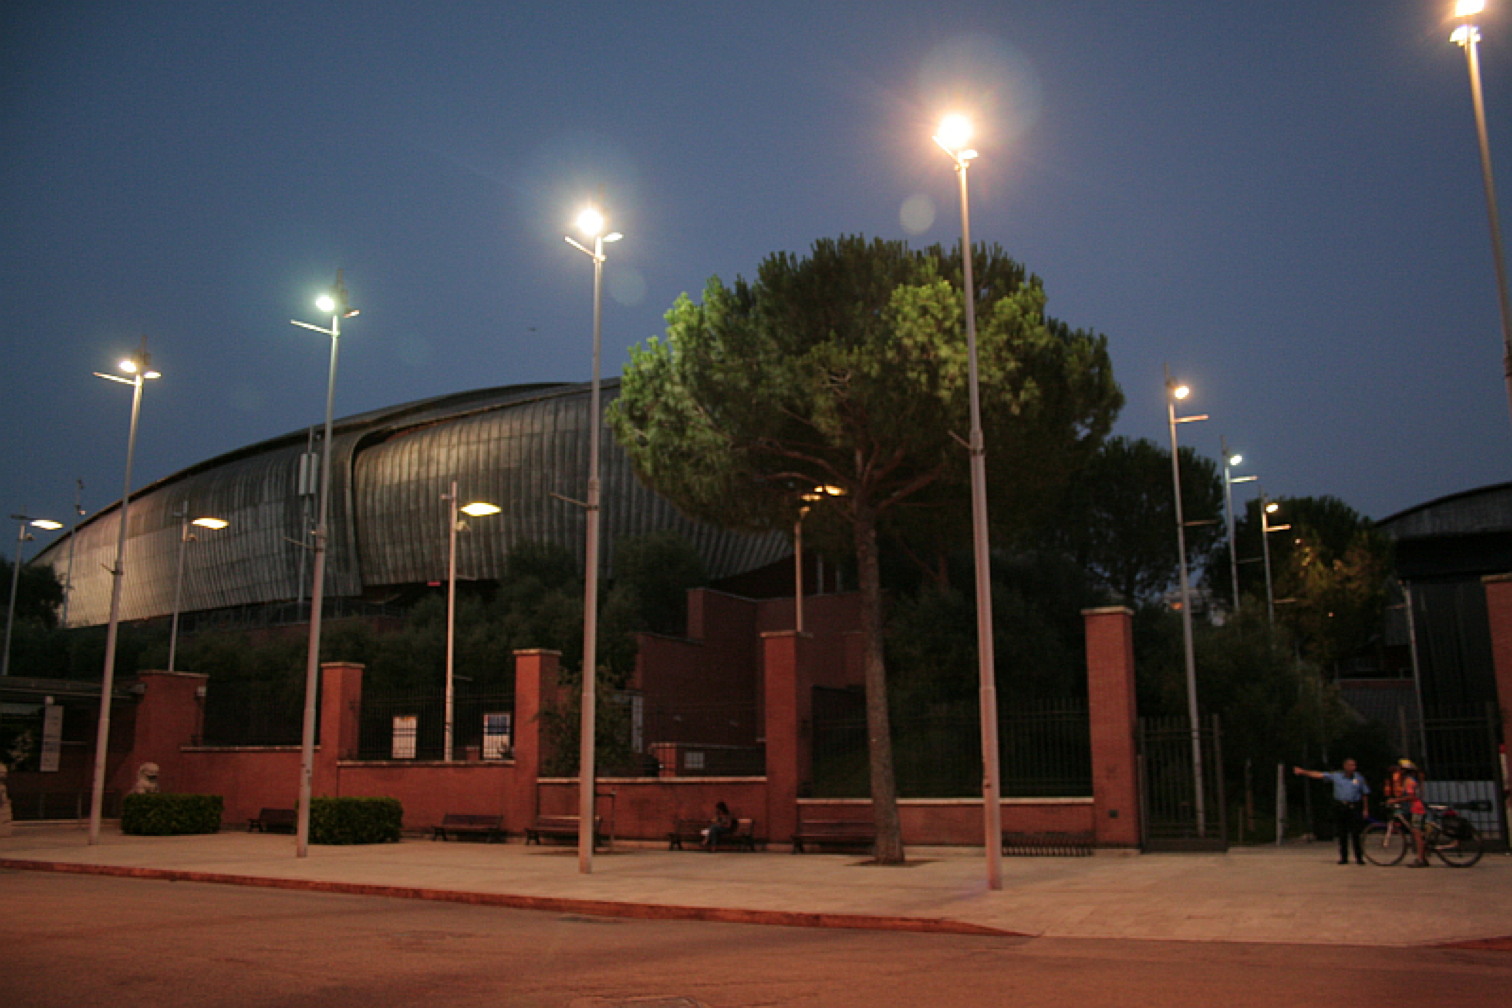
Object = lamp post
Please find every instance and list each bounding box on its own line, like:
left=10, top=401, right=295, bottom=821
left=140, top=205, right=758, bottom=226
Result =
left=565, top=207, right=620, bottom=874
left=1166, top=368, right=1209, bottom=836
left=167, top=511, right=228, bottom=673
left=88, top=350, right=161, bottom=844
left=793, top=485, right=844, bottom=634
left=290, top=272, right=358, bottom=858
left=2, top=515, right=63, bottom=677
left=60, top=480, right=85, bottom=628
left=1261, top=497, right=1292, bottom=626
left=1451, top=1, right=1512, bottom=428
left=935, top=113, right=1003, bottom=890
left=442, top=480, right=499, bottom=761
left=1220, top=438, right=1257, bottom=613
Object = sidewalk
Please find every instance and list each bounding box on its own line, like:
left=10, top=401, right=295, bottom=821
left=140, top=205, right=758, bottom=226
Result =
left=4, top=822, right=1510, bottom=947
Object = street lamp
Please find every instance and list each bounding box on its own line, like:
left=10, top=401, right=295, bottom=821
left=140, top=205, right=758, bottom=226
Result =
left=441, top=481, right=499, bottom=761
left=167, top=511, right=228, bottom=673
left=565, top=206, right=620, bottom=874
left=1451, top=1, right=1512, bottom=428
left=1166, top=369, right=1209, bottom=836
left=1220, top=438, right=1257, bottom=613
left=88, top=350, right=161, bottom=844
left=793, top=485, right=844, bottom=634
left=2, top=515, right=64, bottom=677
left=1261, top=497, right=1292, bottom=626
left=935, top=113, right=1003, bottom=890
left=60, top=480, right=86, bottom=628
left=290, top=272, right=358, bottom=858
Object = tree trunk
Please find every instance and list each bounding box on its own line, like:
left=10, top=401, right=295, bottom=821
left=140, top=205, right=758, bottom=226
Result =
left=855, top=509, right=905, bottom=863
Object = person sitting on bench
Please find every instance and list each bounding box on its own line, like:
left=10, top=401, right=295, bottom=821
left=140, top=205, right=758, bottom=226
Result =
left=702, top=801, right=736, bottom=850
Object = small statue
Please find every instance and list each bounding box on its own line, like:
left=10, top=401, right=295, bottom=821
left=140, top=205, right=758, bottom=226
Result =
left=132, top=762, right=160, bottom=795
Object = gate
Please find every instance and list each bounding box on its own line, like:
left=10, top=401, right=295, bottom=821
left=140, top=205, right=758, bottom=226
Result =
left=1139, top=714, right=1227, bottom=851
left=1417, top=703, right=1507, bottom=846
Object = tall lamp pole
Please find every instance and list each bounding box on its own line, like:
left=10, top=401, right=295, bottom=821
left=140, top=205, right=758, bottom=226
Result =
left=88, top=350, right=160, bottom=844
left=1261, top=497, right=1291, bottom=626
left=565, top=207, right=620, bottom=874
left=1451, top=2, right=1512, bottom=427
left=1166, top=369, right=1209, bottom=836
left=442, top=481, right=499, bottom=761
left=61, top=480, right=85, bottom=628
left=3, top=515, right=63, bottom=677
left=1220, top=438, right=1256, bottom=613
left=167, top=510, right=228, bottom=673
left=935, top=114, right=1003, bottom=890
left=290, top=273, right=358, bottom=857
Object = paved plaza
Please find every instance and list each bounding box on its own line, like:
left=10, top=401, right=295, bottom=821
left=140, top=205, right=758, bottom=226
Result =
left=3, top=822, right=1510, bottom=947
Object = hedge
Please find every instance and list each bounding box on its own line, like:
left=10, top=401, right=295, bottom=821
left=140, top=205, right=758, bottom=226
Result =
left=309, top=796, right=403, bottom=844
left=121, top=793, right=223, bottom=835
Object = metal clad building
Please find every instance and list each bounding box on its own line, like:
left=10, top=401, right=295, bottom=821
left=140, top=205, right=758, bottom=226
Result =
left=39, top=381, right=786, bottom=627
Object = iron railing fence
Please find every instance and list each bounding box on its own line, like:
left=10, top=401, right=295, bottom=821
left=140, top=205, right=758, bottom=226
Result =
left=811, top=698, right=1092, bottom=799
left=356, top=688, right=514, bottom=762
left=198, top=677, right=309, bottom=747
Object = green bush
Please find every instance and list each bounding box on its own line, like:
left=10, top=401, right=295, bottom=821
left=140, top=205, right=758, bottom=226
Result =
left=309, top=796, right=403, bottom=844
left=120, top=793, right=223, bottom=835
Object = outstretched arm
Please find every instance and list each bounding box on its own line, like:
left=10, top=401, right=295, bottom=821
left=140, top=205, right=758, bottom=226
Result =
left=1293, top=766, right=1324, bottom=780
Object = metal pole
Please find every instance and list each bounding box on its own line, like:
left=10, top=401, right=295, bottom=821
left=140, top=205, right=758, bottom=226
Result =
left=1261, top=497, right=1277, bottom=626
left=1167, top=370, right=1205, bottom=837
left=953, top=153, right=1003, bottom=890
left=1454, top=23, right=1512, bottom=430
left=62, top=480, right=84, bottom=628
left=89, top=368, right=146, bottom=844
left=578, top=233, right=605, bottom=874
left=167, top=509, right=190, bottom=673
left=445, top=479, right=458, bottom=762
left=1221, top=438, right=1243, bottom=612
left=2, top=521, right=27, bottom=677
left=296, top=300, right=341, bottom=858
left=794, top=511, right=805, bottom=634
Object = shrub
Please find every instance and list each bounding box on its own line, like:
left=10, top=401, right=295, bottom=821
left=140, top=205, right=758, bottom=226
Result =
left=120, top=793, right=223, bottom=835
left=309, top=796, right=402, bottom=844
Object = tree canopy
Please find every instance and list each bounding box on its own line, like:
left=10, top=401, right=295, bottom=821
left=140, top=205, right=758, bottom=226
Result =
left=610, top=235, right=1122, bottom=861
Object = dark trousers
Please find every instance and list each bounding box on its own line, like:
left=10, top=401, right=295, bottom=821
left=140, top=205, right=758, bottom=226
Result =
left=1335, top=801, right=1365, bottom=861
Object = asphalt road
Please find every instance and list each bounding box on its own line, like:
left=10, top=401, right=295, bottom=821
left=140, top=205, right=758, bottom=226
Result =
left=4, top=870, right=1510, bottom=1008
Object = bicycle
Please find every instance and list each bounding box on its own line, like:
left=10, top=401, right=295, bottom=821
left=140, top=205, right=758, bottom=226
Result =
left=1360, top=803, right=1484, bottom=867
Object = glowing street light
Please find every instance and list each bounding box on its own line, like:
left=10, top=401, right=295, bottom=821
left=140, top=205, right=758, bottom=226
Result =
left=88, top=350, right=161, bottom=844
left=793, top=485, right=845, bottom=634
left=442, top=481, right=500, bottom=761
left=564, top=205, right=621, bottom=873
left=1166, top=368, right=1210, bottom=837
left=1261, top=498, right=1293, bottom=625
left=935, top=112, right=1002, bottom=890
left=1450, top=1, right=1512, bottom=430
left=167, top=510, right=229, bottom=673
left=290, top=271, right=358, bottom=858
left=2, top=515, right=64, bottom=678
left=1220, top=438, right=1258, bottom=611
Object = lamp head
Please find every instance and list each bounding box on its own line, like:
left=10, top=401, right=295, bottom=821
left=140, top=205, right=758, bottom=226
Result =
left=30, top=519, right=63, bottom=531
left=1456, top=0, right=1485, bottom=17
left=935, top=114, right=973, bottom=150
left=191, top=517, right=229, bottom=530
left=576, top=207, right=607, bottom=239
left=120, top=354, right=161, bottom=380
left=1227, top=453, right=1243, bottom=467
left=1171, top=383, right=1191, bottom=401
left=459, top=501, right=501, bottom=518
left=1265, top=501, right=1280, bottom=514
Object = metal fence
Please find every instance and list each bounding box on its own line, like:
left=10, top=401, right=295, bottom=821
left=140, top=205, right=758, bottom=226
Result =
left=811, top=698, right=1092, bottom=799
left=356, top=688, right=515, bottom=762
left=1138, top=714, right=1227, bottom=851
left=199, top=677, right=308, bottom=747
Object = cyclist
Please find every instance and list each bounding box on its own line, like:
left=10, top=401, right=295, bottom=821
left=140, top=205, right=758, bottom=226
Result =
left=1387, top=759, right=1430, bottom=867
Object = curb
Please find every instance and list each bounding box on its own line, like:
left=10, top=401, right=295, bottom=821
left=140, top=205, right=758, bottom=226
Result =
left=0, top=858, right=1022, bottom=938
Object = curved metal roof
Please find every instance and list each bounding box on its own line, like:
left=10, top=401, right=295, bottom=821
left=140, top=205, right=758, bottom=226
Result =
left=37, top=381, right=786, bottom=627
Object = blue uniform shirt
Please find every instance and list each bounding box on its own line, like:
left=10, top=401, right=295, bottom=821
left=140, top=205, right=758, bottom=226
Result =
left=1322, top=771, right=1369, bottom=802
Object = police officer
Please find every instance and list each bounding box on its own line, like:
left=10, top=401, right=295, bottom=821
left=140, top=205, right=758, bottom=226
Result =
left=1294, top=758, right=1371, bottom=864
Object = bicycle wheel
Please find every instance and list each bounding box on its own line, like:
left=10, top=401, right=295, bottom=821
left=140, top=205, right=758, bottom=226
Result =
left=1432, top=823, right=1484, bottom=868
left=1362, top=822, right=1407, bottom=865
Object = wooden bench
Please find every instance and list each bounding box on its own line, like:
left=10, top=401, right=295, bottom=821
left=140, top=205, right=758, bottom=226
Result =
left=247, top=808, right=296, bottom=834
left=791, top=819, right=876, bottom=853
left=1002, top=831, right=1096, bottom=857
left=525, top=814, right=602, bottom=847
left=668, top=816, right=758, bottom=851
left=431, top=813, right=506, bottom=843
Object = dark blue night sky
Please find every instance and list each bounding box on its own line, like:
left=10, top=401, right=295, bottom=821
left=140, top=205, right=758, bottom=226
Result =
left=3, top=1, right=1510, bottom=544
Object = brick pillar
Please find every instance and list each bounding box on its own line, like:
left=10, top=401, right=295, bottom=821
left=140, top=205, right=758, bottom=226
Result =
left=1481, top=575, right=1512, bottom=832
left=513, top=649, right=560, bottom=829
left=762, top=630, right=809, bottom=847
left=125, top=670, right=208, bottom=793
left=314, top=661, right=364, bottom=797
left=1083, top=606, right=1141, bottom=847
